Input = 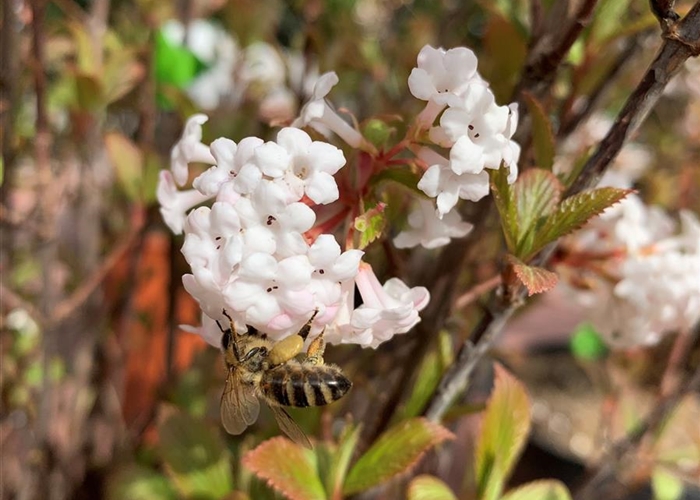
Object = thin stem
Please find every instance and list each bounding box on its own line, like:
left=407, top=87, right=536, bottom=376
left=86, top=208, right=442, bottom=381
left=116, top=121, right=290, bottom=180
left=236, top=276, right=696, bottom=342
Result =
left=453, top=275, right=502, bottom=310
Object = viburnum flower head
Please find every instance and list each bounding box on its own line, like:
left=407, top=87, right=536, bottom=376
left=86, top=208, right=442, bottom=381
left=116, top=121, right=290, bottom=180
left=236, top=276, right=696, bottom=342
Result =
left=159, top=113, right=431, bottom=348
left=409, top=44, right=520, bottom=220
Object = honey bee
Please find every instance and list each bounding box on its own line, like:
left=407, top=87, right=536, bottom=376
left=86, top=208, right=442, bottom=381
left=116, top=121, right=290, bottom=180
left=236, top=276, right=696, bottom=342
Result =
left=217, top=310, right=352, bottom=449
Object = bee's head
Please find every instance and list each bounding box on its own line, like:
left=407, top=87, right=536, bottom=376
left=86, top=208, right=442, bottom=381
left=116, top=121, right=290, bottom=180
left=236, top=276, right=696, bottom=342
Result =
left=221, top=329, right=233, bottom=352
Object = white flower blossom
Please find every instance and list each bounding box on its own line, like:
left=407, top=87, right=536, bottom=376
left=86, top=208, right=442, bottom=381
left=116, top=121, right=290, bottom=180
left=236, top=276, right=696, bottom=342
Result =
left=324, top=264, right=430, bottom=348
left=563, top=194, right=700, bottom=348
left=292, top=72, right=364, bottom=148
left=170, top=114, right=216, bottom=186
left=160, top=68, right=440, bottom=346
left=416, top=147, right=490, bottom=217
left=394, top=198, right=473, bottom=249
left=156, top=171, right=211, bottom=234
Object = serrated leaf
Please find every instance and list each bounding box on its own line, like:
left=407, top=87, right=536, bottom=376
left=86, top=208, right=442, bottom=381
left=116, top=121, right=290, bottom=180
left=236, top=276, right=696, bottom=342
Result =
left=523, top=94, right=555, bottom=171
left=343, top=418, right=454, bottom=495
left=475, top=364, right=532, bottom=500
left=533, top=187, right=632, bottom=251
left=158, top=410, right=233, bottom=499
left=242, top=437, right=326, bottom=500
left=489, top=168, right=518, bottom=254
left=651, top=468, right=684, bottom=500
left=501, top=480, right=573, bottom=500
left=354, top=202, right=387, bottom=249
left=106, top=465, right=177, bottom=500
left=513, top=169, right=563, bottom=258
left=407, top=475, right=457, bottom=500
left=507, top=255, right=558, bottom=296
left=105, top=132, right=144, bottom=201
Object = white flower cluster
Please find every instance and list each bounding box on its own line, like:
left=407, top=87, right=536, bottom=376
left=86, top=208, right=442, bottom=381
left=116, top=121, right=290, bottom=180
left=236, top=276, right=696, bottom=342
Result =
left=160, top=20, right=319, bottom=122
left=392, top=46, right=520, bottom=250
left=157, top=115, right=429, bottom=348
left=563, top=193, right=700, bottom=347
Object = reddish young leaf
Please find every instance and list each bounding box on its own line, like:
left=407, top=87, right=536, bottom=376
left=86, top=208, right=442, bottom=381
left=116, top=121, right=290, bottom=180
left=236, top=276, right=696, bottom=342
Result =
left=506, top=255, right=559, bottom=296
left=242, top=437, right=326, bottom=500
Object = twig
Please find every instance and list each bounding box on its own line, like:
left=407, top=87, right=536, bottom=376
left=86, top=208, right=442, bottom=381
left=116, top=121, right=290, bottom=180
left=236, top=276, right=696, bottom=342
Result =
left=558, top=36, right=642, bottom=138
left=568, top=1, right=700, bottom=195
left=50, top=220, right=144, bottom=326
left=514, top=0, right=599, bottom=101
left=453, top=275, right=502, bottom=310
left=424, top=305, right=515, bottom=421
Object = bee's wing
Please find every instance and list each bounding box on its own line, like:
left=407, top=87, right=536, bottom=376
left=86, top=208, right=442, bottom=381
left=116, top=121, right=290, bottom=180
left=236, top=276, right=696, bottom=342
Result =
left=269, top=404, right=313, bottom=449
left=220, top=369, right=260, bottom=435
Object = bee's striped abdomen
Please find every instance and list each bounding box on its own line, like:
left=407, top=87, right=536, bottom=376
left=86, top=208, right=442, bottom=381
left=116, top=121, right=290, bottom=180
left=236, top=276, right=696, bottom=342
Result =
left=261, top=364, right=351, bottom=408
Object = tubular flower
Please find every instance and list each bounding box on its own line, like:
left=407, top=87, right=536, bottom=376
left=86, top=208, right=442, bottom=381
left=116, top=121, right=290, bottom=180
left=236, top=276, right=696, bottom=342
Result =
left=159, top=115, right=430, bottom=347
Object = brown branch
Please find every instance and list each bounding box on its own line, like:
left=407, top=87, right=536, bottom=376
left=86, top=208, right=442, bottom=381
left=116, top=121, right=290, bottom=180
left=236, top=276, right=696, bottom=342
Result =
left=514, top=0, right=599, bottom=101
left=453, top=275, right=502, bottom=310
left=568, top=1, right=700, bottom=195
left=558, top=36, right=642, bottom=138
left=51, top=220, right=144, bottom=326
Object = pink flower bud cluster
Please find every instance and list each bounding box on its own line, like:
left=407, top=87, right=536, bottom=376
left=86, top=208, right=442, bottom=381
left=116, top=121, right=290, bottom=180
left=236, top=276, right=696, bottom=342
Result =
left=157, top=115, right=429, bottom=348
left=563, top=193, right=700, bottom=347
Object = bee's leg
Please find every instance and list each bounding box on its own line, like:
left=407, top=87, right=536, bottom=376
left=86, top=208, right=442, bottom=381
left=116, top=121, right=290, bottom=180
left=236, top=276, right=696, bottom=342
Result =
left=305, top=329, right=326, bottom=366
left=221, top=309, right=243, bottom=360
left=297, top=309, right=319, bottom=341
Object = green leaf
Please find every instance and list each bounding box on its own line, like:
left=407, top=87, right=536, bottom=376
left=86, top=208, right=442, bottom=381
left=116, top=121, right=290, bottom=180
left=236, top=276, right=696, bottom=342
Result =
left=104, top=132, right=144, bottom=201
left=407, top=475, right=457, bottom=500
left=523, top=93, right=556, bottom=171
left=489, top=168, right=517, bottom=254
left=475, top=364, right=532, bottom=500
left=501, top=480, right=573, bottom=500
left=316, top=425, right=362, bottom=500
left=242, top=437, right=326, bottom=500
left=506, top=255, right=558, bottom=296
left=158, top=410, right=234, bottom=499
left=354, top=202, right=387, bottom=249
left=106, top=465, right=177, bottom=500
left=569, top=323, right=608, bottom=360
left=513, top=169, right=563, bottom=258
left=399, top=330, right=453, bottom=420
left=652, top=468, right=684, bottom=500
left=533, top=187, right=632, bottom=250
left=343, top=418, right=454, bottom=495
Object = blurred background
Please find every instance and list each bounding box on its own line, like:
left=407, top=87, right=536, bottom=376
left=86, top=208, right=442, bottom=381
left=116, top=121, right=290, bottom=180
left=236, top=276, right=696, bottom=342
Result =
left=1, top=0, right=700, bottom=499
